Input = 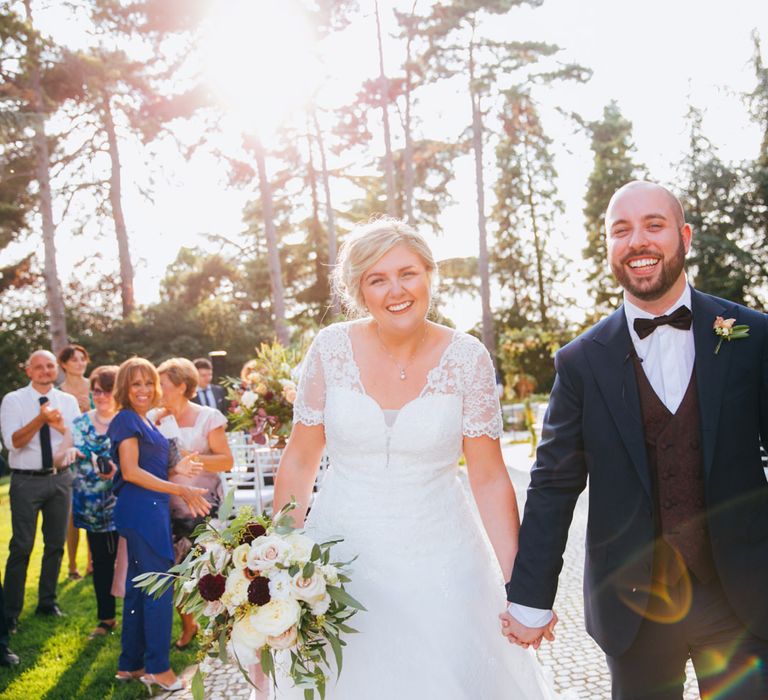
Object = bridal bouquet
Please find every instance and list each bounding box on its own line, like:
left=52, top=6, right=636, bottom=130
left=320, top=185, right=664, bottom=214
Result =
left=135, top=494, right=363, bottom=700
left=225, top=341, right=301, bottom=445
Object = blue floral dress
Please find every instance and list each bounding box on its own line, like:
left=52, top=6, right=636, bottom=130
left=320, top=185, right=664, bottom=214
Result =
left=71, top=412, right=116, bottom=533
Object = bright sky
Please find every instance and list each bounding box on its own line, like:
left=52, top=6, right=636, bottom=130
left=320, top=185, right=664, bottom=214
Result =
left=5, top=0, right=768, bottom=330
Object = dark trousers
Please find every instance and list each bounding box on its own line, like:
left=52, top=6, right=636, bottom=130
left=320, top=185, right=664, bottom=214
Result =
left=118, top=529, right=173, bottom=675
left=85, top=530, right=118, bottom=621
left=0, top=578, right=8, bottom=648
left=606, top=573, right=768, bottom=699
left=4, top=470, right=73, bottom=618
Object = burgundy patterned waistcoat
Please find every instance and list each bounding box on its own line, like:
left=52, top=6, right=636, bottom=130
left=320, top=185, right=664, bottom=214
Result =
left=632, top=358, right=715, bottom=583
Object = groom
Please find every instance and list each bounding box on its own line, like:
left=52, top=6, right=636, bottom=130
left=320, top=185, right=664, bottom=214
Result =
left=502, top=181, right=768, bottom=698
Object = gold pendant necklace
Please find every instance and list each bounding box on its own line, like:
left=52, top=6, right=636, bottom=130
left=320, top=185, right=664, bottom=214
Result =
left=375, top=323, right=429, bottom=380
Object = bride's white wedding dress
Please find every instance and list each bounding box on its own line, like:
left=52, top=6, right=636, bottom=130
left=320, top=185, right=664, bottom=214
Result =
left=275, top=321, right=559, bottom=699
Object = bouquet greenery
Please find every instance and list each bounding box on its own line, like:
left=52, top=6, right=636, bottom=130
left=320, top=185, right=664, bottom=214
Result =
left=135, top=493, right=364, bottom=700
left=225, top=341, right=302, bottom=444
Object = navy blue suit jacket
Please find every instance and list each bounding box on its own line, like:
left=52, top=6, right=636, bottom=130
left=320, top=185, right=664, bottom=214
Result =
left=506, top=288, right=768, bottom=656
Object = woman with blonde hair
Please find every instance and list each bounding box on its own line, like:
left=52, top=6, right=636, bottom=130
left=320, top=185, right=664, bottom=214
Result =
left=152, top=357, right=233, bottom=649
left=268, top=218, right=559, bottom=699
left=108, top=357, right=210, bottom=691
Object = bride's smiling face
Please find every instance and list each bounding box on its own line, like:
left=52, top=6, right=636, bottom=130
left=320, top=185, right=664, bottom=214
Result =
left=361, top=244, right=431, bottom=334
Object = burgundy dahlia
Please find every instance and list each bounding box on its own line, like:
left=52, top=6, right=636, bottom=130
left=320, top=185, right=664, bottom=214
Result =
left=264, top=391, right=275, bottom=401
left=240, top=522, right=267, bottom=545
left=247, top=576, right=271, bottom=606
left=198, top=573, right=226, bottom=601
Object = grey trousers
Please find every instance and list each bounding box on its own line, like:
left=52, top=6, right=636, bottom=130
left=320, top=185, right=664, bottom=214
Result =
left=4, top=470, right=73, bottom=618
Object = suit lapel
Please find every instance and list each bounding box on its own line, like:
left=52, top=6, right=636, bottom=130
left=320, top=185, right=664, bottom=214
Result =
left=691, top=289, right=734, bottom=478
left=584, top=307, right=653, bottom=501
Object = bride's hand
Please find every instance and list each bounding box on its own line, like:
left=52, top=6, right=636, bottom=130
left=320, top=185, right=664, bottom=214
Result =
left=177, top=485, right=211, bottom=518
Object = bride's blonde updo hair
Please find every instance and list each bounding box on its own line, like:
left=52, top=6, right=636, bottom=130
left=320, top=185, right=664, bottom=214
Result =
left=332, top=217, right=437, bottom=318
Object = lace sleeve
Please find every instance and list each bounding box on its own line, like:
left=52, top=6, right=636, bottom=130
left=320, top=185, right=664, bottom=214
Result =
left=293, top=333, right=326, bottom=427
left=462, top=340, right=503, bottom=439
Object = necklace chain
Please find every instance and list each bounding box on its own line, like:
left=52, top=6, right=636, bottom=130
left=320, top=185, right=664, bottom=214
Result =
left=375, top=323, right=429, bottom=380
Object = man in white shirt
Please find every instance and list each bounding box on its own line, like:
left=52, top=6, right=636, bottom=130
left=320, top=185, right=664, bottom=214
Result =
left=502, top=181, right=768, bottom=698
left=0, top=350, right=79, bottom=631
left=191, top=357, right=226, bottom=414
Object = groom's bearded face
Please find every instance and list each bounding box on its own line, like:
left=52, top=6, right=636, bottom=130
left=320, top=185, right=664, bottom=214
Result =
left=611, top=232, right=687, bottom=301
left=606, top=183, right=691, bottom=303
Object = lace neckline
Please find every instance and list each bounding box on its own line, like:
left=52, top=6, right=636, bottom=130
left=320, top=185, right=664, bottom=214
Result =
left=342, top=322, right=460, bottom=413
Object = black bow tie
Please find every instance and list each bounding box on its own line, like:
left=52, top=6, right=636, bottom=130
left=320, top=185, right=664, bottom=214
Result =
left=633, top=305, right=693, bottom=339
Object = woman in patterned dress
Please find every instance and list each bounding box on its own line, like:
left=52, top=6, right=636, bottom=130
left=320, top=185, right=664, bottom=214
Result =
left=55, top=365, right=120, bottom=638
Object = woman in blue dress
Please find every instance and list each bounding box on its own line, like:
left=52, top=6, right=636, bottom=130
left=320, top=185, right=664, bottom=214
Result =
left=108, top=357, right=210, bottom=691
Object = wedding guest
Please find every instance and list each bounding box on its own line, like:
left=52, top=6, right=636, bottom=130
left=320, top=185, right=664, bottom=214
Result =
left=54, top=366, right=120, bottom=639
left=58, top=343, right=92, bottom=581
left=191, top=358, right=226, bottom=414
left=108, top=357, right=210, bottom=690
left=0, top=350, right=79, bottom=632
left=152, top=357, right=233, bottom=649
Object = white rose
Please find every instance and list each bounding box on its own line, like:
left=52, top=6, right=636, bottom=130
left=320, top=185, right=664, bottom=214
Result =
left=289, top=571, right=326, bottom=603
left=230, top=611, right=268, bottom=665
left=320, top=565, right=340, bottom=586
left=182, top=579, right=197, bottom=594
left=309, top=593, right=331, bottom=616
left=232, top=543, right=250, bottom=570
left=285, top=533, right=314, bottom=563
left=267, top=569, right=292, bottom=601
left=241, top=390, right=258, bottom=409
left=266, top=624, right=298, bottom=650
left=251, top=598, right=301, bottom=637
left=203, top=599, right=225, bottom=618
left=223, top=568, right=250, bottom=612
left=247, top=535, right=290, bottom=571
left=203, top=542, right=230, bottom=573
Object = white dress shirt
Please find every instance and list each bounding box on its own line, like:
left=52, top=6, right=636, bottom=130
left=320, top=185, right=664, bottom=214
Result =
left=198, top=387, right=215, bottom=408
left=622, top=283, right=695, bottom=413
left=0, top=384, right=79, bottom=470
left=507, top=284, right=696, bottom=628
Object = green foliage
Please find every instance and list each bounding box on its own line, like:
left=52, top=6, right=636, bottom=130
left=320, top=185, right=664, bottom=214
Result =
left=580, top=102, right=646, bottom=314
left=679, top=105, right=760, bottom=305
left=497, top=326, right=575, bottom=397
left=492, top=87, right=568, bottom=328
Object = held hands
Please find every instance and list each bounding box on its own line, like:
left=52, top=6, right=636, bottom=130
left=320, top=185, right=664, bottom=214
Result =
left=498, top=609, right=558, bottom=650
left=173, top=452, right=204, bottom=478
left=177, top=484, right=211, bottom=518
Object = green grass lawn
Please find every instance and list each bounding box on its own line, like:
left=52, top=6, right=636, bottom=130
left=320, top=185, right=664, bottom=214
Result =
left=0, top=477, right=197, bottom=699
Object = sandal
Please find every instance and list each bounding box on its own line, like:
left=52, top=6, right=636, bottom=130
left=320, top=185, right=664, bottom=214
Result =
left=68, top=571, right=82, bottom=581
left=89, top=620, right=117, bottom=639
left=114, top=668, right=144, bottom=682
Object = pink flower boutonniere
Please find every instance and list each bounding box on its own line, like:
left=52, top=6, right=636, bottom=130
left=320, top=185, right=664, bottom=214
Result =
left=713, top=316, right=749, bottom=354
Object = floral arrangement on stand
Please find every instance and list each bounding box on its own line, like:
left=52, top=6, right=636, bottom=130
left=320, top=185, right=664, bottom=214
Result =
left=135, top=493, right=364, bottom=700
left=225, top=341, right=303, bottom=445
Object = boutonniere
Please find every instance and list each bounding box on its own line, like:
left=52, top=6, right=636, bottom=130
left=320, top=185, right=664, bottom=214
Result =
left=713, top=316, right=749, bottom=354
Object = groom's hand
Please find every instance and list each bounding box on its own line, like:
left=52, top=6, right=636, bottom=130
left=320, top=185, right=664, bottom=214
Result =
left=498, top=610, right=558, bottom=649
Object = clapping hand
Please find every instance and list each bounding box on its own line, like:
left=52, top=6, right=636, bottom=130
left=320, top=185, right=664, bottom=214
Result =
left=61, top=447, right=84, bottom=467
left=41, top=403, right=65, bottom=432
left=178, top=485, right=211, bottom=518
left=174, top=452, right=204, bottom=478
left=498, top=610, right=558, bottom=650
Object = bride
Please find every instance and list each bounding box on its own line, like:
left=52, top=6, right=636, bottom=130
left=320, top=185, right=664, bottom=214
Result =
left=268, top=218, right=559, bottom=699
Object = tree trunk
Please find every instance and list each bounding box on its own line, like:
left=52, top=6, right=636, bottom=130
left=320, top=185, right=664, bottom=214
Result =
left=402, top=1, right=418, bottom=225
left=522, top=135, right=548, bottom=327
left=102, top=93, right=135, bottom=318
left=24, top=0, right=67, bottom=354
left=311, top=107, right=339, bottom=315
left=374, top=0, right=396, bottom=217
left=253, top=136, right=289, bottom=345
left=468, top=35, right=494, bottom=354
left=304, top=123, right=325, bottom=322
